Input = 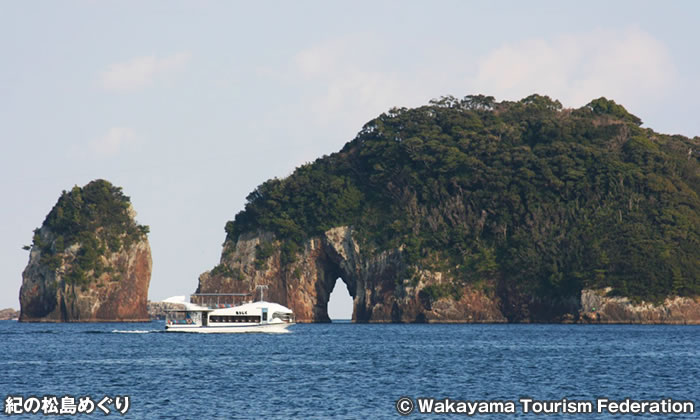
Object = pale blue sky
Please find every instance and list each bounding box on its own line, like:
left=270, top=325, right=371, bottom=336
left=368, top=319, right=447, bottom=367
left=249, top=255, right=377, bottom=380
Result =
left=2, top=1, right=699, bottom=315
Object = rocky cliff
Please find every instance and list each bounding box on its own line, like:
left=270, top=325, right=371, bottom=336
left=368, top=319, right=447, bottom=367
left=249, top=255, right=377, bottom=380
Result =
left=0, top=308, right=19, bottom=320
left=579, top=288, right=700, bottom=324
left=197, top=226, right=506, bottom=323
left=147, top=300, right=186, bottom=320
left=199, top=228, right=700, bottom=323
left=19, top=180, right=151, bottom=322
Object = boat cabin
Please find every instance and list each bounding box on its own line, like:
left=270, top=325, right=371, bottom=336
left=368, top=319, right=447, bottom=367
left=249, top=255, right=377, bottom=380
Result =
left=164, top=292, right=295, bottom=333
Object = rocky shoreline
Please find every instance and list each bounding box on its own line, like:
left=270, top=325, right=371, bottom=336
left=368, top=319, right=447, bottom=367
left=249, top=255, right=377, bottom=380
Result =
left=3, top=302, right=179, bottom=322
left=146, top=301, right=186, bottom=320
left=0, top=308, right=19, bottom=320
left=578, top=288, right=700, bottom=325
left=6, top=292, right=700, bottom=324
left=196, top=225, right=700, bottom=324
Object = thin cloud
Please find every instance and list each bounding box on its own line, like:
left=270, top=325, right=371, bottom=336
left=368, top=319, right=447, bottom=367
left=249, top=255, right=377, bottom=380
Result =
left=90, top=127, right=137, bottom=157
left=291, top=34, right=424, bottom=129
left=281, top=27, right=678, bottom=159
left=472, top=28, right=676, bottom=108
left=100, top=52, right=191, bottom=92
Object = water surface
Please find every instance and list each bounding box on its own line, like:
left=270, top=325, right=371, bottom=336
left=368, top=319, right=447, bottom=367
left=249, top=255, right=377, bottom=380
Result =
left=1, top=321, right=698, bottom=419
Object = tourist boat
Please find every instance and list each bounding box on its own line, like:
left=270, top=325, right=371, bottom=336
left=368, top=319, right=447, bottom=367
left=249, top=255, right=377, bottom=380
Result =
left=164, top=286, right=295, bottom=333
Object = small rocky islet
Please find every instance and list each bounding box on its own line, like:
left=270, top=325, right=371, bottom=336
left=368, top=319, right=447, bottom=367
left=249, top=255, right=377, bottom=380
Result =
left=19, top=180, right=151, bottom=322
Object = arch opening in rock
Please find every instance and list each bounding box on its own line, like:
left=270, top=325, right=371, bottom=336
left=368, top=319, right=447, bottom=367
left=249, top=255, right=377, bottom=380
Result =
left=327, top=278, right=353, bottom=321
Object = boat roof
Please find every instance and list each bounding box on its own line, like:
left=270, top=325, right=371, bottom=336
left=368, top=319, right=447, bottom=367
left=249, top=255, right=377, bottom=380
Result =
left=167, top=300, right=293, bottom=314
left=230, top=301, right=293, bottom=313
left=161, top=295, right=211, bottom=312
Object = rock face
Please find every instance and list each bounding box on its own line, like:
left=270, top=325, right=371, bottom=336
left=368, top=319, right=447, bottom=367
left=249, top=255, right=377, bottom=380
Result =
left=19, top=180, right=151, bottom=322
left=579, top=288, right=700, bottom=324
left=197, top=226, right=506, bottom=323
left=0, top=308, right=19, bottom=320
left=147, top=301, right=186, bottom=320
left=198, top=227, right=700, bottom=324
left=20, top=237, right=151, bottom=322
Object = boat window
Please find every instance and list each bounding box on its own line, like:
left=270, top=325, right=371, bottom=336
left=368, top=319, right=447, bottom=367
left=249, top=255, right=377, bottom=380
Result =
left=166, top=311, right=200, bottom=325
left=272, top=312, right=294, bottom=322
left=209, top=315, right=261, bottom=323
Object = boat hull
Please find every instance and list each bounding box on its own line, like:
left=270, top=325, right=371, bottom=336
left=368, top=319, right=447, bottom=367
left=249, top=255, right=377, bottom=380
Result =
left=165, top=322, right=294, bottom=333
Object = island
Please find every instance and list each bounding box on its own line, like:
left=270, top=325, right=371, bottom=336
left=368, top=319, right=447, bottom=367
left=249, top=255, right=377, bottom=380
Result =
left=197, top=95, right=700, bottom=323
left=19, top=179, right=151, bottom=322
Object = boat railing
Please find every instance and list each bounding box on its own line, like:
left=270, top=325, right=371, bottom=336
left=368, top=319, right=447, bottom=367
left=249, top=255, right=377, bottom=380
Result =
left=190, top=293, right=252, bottom=309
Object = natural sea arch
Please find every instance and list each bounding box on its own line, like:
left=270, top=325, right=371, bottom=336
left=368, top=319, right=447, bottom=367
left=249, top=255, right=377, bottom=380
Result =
left=303, top=226, right=400, bottom=323
left=327, top=278, right=353, bottom=321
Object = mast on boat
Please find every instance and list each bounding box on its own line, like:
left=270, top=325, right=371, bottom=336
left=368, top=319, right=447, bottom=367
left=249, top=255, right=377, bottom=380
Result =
left=256, top=285, right=268, bottom=302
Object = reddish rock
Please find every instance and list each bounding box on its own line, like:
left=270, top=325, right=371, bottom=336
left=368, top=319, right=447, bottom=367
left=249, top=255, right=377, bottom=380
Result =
left=19, top=187, right=152, bottom=323
left=579, top=288, right=700, bottom=324
left=197, top=226, right=505, bottom=323
left=198, top=227, right=700, bottom=324
left=0, top=308, right=19, bottom=320
left=19, top=237, right=151, bottom=322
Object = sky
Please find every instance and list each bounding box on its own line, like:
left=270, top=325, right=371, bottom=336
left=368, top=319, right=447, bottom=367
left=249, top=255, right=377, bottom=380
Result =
left=2, top=1, right=699, bottom=317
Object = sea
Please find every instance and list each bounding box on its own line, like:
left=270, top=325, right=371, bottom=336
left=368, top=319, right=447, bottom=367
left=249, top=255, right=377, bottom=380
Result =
left=1, top=321, right=699, bottom=419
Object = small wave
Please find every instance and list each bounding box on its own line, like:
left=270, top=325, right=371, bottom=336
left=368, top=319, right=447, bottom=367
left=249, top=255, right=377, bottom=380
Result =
left=0, top=330, right=56, bottom=335
left=111, top=329, right=160, bottom=334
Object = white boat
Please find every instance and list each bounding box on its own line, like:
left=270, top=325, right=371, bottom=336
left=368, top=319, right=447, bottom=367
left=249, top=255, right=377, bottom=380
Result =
left=164, top=286, right=295, bottom=333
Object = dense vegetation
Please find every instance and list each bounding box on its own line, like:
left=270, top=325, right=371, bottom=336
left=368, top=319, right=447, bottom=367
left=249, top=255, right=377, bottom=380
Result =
left=28, top=179, right=149, bottom=286
left=224, top=95, right=699, bottom=319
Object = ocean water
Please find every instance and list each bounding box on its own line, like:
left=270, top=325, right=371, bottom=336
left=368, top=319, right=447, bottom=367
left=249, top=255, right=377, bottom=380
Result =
left=1, top=321, right=698, bottom=419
